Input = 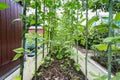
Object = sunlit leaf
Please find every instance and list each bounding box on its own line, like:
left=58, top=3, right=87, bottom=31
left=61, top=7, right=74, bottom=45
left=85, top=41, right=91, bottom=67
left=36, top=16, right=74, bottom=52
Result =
left=74, top=63, right=81, bottom=71
left=116, top=72, right=120, bottom=78
left=40, top=58, right=45, bottom=65
left=115, top=12, right=120, bottom=22
left=101, top=75, right=107, bottom=80
left=89, top=72, right=98, bottom=77
left=89, top=1, right=93, bottom=8
left=103, top=0, right=109, bottom=3
left=103, top=36, right=120, bottom=43
left=14, top=75, right=21, bottom=80
left=56, top=54, right=63, bottom=59
left=30, top=20, right=35, bottom=25
left=111, top=72, right=120, bottom=80
left=0, top=2, right=9, bottom=10
left=93, top=23, right=108, bottom=34
left=32, top=70, right=35, bottom=75
left=94, top=44, right=108, bottom=51
left=13, top=48, right=24, bottom=54
left=13, top=54, right=23, bottom=61
left=88, top=16, right=99, bottom=26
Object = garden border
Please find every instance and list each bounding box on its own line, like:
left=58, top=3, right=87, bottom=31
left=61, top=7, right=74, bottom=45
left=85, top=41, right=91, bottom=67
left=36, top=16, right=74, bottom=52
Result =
left=73, top=48, right=114, bottom=80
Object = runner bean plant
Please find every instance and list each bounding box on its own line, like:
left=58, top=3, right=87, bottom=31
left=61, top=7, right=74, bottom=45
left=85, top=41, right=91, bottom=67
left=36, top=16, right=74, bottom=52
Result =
left=11, top=0, right=120, bottom=80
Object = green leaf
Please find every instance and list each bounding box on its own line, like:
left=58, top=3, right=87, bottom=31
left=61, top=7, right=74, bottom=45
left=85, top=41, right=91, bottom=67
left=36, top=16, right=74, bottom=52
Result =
left=93, top=23, right=108, bottom=33
left=13, top=54, right=23, bottom=61
left=103, top=0, right=109, bottom=3
left=114, top=59, right=120, bottom=64
left=40, top=58, right=45, bottom=65
left=101, top=75, right=107, bottom=80
left=115, top=12, right=120, bottom=22
left=56, top=54, right=63, bottom=59
left=30, top=20, right=35, bottom=25
left=13, top=48, right=24, bottom=54
left=27, top=39, right=34, bottom=46
left=88, top=16, right=99, bottom=26
left=111, top=72, right=120, bottom=80
left=94, top=44, right=108, bottom=51
left=74, top=63, right=81, bottom=71
left=89, top=1, right=93, bottom=8
left=32, top=70, right=35, bottom=75
left=89, top=72, right=107, bottom=80
left=46, top=56, right=51, bottom=60
left=25, top=33, right=34, bottom=39
left=89, top=72, right=98, bottom=77
left=103, top=36, right=120, bottom=43
left=81, top=39, right=85, bottom=45
left=112, top=23, right=120, bottom=28
left=93, top=43, right=117, bottom=51
left=103, top=37, right=114, bottom=43
left=14, top=75, right=21, bottom=80
left=116, top=72, right=120, bottom=78
left=111, top=77, right=117, bottom=80
left=0, top=2, right=9, bottom=10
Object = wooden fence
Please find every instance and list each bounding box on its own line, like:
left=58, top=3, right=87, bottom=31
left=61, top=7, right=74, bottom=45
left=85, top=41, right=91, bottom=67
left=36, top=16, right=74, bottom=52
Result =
left=0, top=0, right=22, bottom=77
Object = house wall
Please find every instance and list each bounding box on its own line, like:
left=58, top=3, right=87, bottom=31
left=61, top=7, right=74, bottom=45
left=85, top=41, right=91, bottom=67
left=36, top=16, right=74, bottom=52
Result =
left=0, top=0, right=22, bottom=77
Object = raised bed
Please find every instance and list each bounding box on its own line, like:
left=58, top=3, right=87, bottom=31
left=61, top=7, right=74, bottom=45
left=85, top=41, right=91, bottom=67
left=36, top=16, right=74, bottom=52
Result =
left=30, top=47, right=115, bottom=80
left=5, top=47, right=115, bottom=80
left=73, top=48, right=114, bottom=80
left=32, top=55, right=86, bottom=80
left=91, top=53, right=120, bottom=74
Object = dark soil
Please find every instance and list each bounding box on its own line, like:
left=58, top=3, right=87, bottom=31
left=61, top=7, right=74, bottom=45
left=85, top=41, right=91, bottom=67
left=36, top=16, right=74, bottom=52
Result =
left=32, top=58, right=85, bottom=80
left=91, top=55, right=120, bottom=74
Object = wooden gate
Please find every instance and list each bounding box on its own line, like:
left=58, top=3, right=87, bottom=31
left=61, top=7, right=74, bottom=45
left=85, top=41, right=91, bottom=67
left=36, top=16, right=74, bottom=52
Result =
left=0, top=0, right=22, bottom=77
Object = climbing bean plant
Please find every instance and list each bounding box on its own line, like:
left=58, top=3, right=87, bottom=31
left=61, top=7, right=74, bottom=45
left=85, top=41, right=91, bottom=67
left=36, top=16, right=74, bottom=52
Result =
left=12, top=0, right=120, bottom=80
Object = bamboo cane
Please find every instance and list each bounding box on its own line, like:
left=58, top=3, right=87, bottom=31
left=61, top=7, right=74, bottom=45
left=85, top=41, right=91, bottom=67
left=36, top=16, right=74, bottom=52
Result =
left=108, top=0, right=113, bottom=79
left=85, top=0, right=88, bottom=80
left=34, top=0, right=38, bottom=79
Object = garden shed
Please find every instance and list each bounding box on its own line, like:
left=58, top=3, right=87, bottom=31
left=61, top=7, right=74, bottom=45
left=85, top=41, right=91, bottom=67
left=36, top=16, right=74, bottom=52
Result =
left=0, top=0, right=22, bottom=77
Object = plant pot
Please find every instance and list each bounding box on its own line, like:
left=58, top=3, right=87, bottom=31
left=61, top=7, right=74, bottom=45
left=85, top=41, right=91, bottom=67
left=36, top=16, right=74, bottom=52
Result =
left=27, top=52, right=35, bottom=57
